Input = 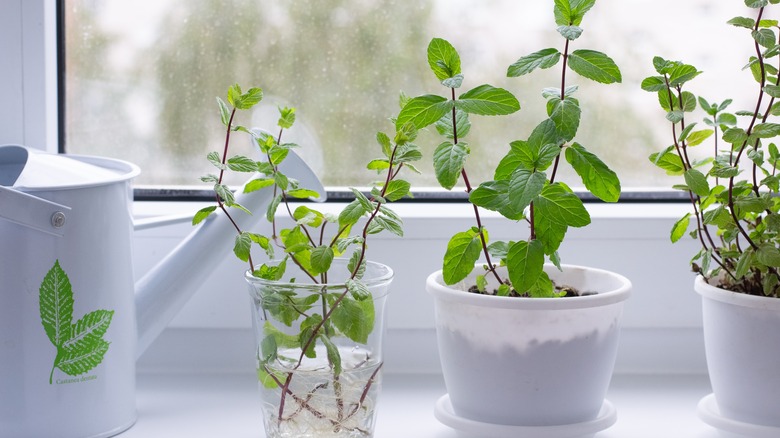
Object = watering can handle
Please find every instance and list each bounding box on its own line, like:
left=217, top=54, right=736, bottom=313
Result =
left=0, top=186, right=72, bottom=237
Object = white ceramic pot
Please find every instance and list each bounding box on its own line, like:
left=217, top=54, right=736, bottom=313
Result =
left=426, top=264, right=631, bottom=428
left=696, top=275, right=780, bottom=428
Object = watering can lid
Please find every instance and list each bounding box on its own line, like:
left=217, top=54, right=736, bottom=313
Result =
left=0, top=145, right=140, bottom=190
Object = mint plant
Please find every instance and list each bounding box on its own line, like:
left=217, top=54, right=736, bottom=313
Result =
left=193, top=84, right=418, bottom=431
left=645, top=1, right=780, bottom=297
left=399, top=0, right=621, bottom=297
left=40, top=260, right=114, bottom=384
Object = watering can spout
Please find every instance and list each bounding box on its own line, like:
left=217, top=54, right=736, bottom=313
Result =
left=134, top=150, right=325, bottom=357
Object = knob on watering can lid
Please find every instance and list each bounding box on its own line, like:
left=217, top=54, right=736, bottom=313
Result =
left=0, top=144, right=140, bottom=190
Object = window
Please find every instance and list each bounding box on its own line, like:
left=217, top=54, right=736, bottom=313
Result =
left=61, top=0, right=763, bottom=192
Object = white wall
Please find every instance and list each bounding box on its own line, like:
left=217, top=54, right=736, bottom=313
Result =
left=133, top=201, right=707, bottom=376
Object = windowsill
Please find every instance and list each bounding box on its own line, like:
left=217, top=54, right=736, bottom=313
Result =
left=122, top=371, right=719, bottom=437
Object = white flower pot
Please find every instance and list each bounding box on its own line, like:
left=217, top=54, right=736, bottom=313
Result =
left=696, top=275, right=780, bottom=429
left=426, top=264, right=630, bottom=430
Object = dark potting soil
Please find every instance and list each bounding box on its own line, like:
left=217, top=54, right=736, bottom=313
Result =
left=467, top=278, right=597, bottom=297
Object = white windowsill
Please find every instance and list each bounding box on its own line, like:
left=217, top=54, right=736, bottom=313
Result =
left=122, top=371, right=719, bottom=438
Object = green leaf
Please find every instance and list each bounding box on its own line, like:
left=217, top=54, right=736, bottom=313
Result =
left=266, top=194, right=282, bottom=222
left=535, top=214, right=568, bottom=254
left=345, top=278, right=371, bottom=301
left=234, top=87, right=263, bottom=110
left=442, top=74, right=464, bottom=89
left=383, top=180, right=411, bottom=201
left=427, top=38, right=461, bottom=81
left=506, top=240, right=545, bottom=293
left=507, top=169, right=546, bottom=215
left=753, top=29, right=776, bottom=49
left=372, top=213, right=404, bottom=237
left=351, top=188, right=375, bottom=212
left=339, top=200, right=367, bottom=229
left=557, top=25, right=583, bottom=40
left=234, top=232, right=253, bottom=262
left=40, top=261, right=74, bottom=348
left=214, top=184, right=235, bottom=206
left=507, top=48, right=561, bottom=77
left=217, top=97, right=230, bottom=126
left=565, top=143, right=621, bottom=202
left=554, top=0, right=573, bottom=25
left=535, top=183, right=591, bottom=227
left=192, top=206, right=217, bottom=225
left=396, top=95, right=453, bottom=130
left=321, top=335, right=342, bottom=375
left=433, top=141, right=469, bottom=190
left=286, top=188, right=320, bottom=199
left=331, top=297, right=375, bottom=344
left=376, top=132, right=393, bottom=158
left=735, top=249, right=754, bottom=279
left=641, top=76, right=667, bottom=92
left=277, top=106, right=296, bottom=129
left=757, top=244, right=780, bottom=267
left=443, top=229, right=483, bottom=285
left=670, top=213, right=691, bottom=243
left=207, top=151, right=225, bottom=170
left=310, top=246, right=334, bottom=275
left=495, top=141, right=534, bottom=179
left=435, top=109, right=471, bottom=139
left=367, top=159, right=390, bottom=172
left=686, top=130, right=714, bottom=147
left=729, top=16, right=756, bottom=29
left=469, top=180, right=522, bottom=220
left=57, top=339, right=110, bottom=376
left=548, top=97, right=581, bottom=141
left=567, top=49, right=622, bottom=84
left=752, top=123, right=780, bottom=138
left=243, top=177, right=275, bottom=193
left=684, top=168, right=710, bottom=197
left=260, top=334, right=278, bottom=364
left=227, top=155, right=258, bottom=173
left=63, top=310, right=114, bottom=353
left=347, top=249, right=367, bottom=279
left=649, top=149, right=685, bottom=175
left=669, top=64, right=702, bottom=87
left=456, top=85, right=520, bottom=116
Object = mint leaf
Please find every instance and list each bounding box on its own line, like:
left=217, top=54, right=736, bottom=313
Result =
left=684, top=168, right=710, bottom=197
left=433, top=141, right=469, bottom=190
left=427, top=38, right=462, bottom=81
left=548, top=97, right=581, bottom=141
left=192, top=206, right=217, bottom=225
left=469, top=180, right=523, bottom=220
left=310, top=246, right=335, bottom=275
left=339, top=200, right=367, bottom=229
left=456, top=85, right=520, bottom=116
left=234, top=232, right=253, bottom=262
left=40, top=261, right=74, bottom=348
left=383, top=180, right=411, bottom=201
left=443, top=229, right=483, bottom=285
left=243, top=177, right=275, bottom=193
left=507, top=48, right=561, bottom=77
left=507, top=240, right=545, bottom=293
left=435, top=109, right=471, bottom=139
left=535, top=183, right=591, bottom=227
left=331, top=296, right=375, bottom=344
left=670, top=213, right=691, bottom=244
left=565, top=143, right=621, bottom=202
left=567, top=49, right=622, bottom=84
left=396, top=95, right=453, bottom=130
left=507, top=169, right=546, bottom=215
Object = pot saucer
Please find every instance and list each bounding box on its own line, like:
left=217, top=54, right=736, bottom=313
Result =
left=433, top=394, right=616, bottom=438
left=697, top=393, right=780, bottom=438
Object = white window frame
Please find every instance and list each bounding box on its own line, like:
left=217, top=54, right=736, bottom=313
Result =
left=0, top=0, right=59, bottom=151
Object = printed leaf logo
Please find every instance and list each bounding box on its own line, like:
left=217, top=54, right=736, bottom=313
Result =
left=39, top=260, right=114, bottom=384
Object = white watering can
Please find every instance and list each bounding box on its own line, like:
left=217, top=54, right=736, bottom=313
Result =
left=0, top=144, right=325, bottom=438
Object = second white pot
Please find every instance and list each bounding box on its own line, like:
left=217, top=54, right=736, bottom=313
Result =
left=426, top=264, right=631, bottom=428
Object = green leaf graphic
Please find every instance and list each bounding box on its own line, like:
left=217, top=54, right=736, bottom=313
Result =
left=39, top=261, right=74, bottom=350
left=40, top=260, right=114, bottom=384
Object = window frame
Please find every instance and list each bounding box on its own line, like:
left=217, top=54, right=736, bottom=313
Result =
left=47, top=0, right=683, bottom=204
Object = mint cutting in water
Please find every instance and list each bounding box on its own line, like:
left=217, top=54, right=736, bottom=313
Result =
left=40, top=260, right=113, bottom=384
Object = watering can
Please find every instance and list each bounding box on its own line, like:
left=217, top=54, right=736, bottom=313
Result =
left=0, top=144, right=325, bottom=437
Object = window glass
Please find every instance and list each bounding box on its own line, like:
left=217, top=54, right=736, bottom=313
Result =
left=63, top=0, right=761, bottom=189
